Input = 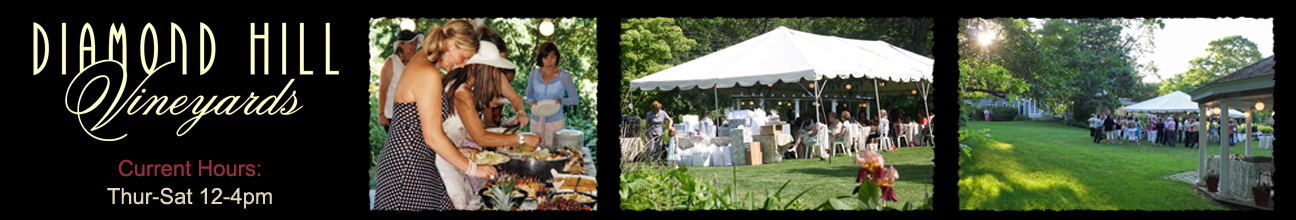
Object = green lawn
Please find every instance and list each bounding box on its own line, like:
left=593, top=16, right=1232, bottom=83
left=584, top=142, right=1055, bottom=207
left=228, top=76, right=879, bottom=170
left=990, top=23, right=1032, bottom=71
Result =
left=958, top=121, right=1271, bottom=210
left=634, top=146, right=934, bottom=209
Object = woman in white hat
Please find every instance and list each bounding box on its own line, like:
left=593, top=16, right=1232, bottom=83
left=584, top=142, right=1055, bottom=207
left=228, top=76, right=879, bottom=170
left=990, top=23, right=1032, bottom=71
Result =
left=437, top=39, right=542, bottom=209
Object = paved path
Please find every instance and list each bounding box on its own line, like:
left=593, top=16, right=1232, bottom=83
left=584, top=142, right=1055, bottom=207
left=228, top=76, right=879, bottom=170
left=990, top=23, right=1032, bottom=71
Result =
left=1165, top=171, right=1199, bottom=185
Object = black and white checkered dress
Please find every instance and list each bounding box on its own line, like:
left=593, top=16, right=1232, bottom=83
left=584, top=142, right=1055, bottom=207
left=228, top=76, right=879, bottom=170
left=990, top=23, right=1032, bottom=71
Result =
left=374, top=102, right=452, bottom=211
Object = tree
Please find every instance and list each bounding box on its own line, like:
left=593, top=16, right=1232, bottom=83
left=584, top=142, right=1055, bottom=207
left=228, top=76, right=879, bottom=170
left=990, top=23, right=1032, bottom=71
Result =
left=959, top=18, right=1076, bottom=114
left=1158, top=36, right=1263, bottom=95
left=620, top=18, right=698, bottom=116
left=959, top=18, right=1161, bottom=126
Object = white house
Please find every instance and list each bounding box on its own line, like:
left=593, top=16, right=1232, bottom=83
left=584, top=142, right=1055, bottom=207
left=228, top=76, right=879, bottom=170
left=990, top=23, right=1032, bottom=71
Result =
left=965, top=97, right=1057, bottom=119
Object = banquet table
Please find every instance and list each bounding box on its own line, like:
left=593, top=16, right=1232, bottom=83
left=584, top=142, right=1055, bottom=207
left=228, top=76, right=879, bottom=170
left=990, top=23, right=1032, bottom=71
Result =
left=1207, top=156, right=1274, bottom=202
left=468, top=145, right=597, bottom=210
left=1258, top=135, right=1274, bottom=149
left=901, top=123, right=921, bottom=147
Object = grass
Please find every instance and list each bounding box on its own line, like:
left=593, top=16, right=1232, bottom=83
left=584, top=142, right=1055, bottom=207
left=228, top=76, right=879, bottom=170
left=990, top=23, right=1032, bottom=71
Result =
left=958, top=121, right=1271, bottom=210
left=631, top=146, right=934, bottom=209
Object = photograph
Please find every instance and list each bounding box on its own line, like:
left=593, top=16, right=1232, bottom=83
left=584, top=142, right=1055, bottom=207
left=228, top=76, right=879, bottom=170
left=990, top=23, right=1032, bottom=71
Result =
left=367, top=17, right=599, bottom=211
left=619, top=17, right=934, bottom=210
left=957, top=18, right=1274, bottom=210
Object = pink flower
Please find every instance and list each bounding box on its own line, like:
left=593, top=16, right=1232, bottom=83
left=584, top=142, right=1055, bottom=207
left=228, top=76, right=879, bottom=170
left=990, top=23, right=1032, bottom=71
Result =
left=877, top=166, right=900, bottom=201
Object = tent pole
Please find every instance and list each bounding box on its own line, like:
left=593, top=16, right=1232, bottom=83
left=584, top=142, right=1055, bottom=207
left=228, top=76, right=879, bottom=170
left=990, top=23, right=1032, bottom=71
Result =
left=922, top=80, right=931, bottom=146
left=874, top=78, right=881, bottom=126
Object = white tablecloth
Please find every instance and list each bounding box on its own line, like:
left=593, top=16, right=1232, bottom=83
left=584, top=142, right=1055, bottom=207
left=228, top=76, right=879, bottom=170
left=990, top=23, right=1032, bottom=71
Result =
left=679, top=144, right=732, bottom=167
left=1258, top=135, right=1275, bottom=149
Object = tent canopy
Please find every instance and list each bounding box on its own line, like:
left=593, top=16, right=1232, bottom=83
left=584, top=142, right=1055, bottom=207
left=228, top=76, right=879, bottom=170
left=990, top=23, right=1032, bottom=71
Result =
left=629, top=26, right=933, bottom=95
left=1122, top=91, right=1201, bottom=113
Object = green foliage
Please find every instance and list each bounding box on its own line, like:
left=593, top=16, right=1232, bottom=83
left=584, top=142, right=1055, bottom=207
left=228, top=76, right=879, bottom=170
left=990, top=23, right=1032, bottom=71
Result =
left=1257, top=125, right=1273, bottom=134
left=991, top=107, right=1018, bottom=121
left=959, top=128, right=990, bottom=158
left=1014, top=115, right=1030, bottom=121
left=618, top=165, right=821, bottom=210
left=958, top=104, right=972, bottom=127
left=817, top=182, right=932, bottom=211
left=1159, top=36, right=1263, bottom=95
left=960, top=18, right=1164, bottom=119
left=620, top=18, right=698, bottom=116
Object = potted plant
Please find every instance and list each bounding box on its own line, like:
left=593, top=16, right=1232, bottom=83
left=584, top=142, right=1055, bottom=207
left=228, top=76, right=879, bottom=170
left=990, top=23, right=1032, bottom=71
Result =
left=1252, top=182, right=1272, bottom=207
left=1205, top=170, right=1219, bottom=192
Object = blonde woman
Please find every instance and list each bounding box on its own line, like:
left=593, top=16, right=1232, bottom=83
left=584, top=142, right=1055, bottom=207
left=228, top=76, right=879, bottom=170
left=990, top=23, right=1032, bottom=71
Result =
left=374, top=19, right=493, bottom=211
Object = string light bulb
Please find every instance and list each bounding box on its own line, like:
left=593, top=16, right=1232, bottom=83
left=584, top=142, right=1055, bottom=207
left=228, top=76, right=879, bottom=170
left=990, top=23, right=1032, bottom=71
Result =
left=539, top=18, right=554, bottom=37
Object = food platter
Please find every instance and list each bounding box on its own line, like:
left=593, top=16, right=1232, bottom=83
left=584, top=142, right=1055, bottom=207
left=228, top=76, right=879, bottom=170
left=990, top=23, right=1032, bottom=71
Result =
left=547, top=192, right=596, bottom=209
left=551, top=170, right=597, bottom=195
left=473, top=150, right=510, bottom=165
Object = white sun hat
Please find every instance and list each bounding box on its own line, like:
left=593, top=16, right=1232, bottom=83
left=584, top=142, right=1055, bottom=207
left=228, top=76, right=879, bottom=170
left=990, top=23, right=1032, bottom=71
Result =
left=464, top=41, right=516, bottom=70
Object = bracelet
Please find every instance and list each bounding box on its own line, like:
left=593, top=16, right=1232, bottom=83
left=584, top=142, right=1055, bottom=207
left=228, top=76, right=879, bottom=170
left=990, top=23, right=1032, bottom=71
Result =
left=466, top=161, right=478, bottom=176
left=517, top=133, right=525, bottom=145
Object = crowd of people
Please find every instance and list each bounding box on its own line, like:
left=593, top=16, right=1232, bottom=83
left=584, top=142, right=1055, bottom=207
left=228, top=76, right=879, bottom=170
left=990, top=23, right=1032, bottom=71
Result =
left=373, top=19, right=581, bottom=211
left=1087, top=113, right=1241, bottom=148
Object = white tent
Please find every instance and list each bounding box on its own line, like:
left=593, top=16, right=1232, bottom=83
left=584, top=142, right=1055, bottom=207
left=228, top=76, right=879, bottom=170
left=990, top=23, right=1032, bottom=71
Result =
left=628, top=26, right=935, bottom=160
left=1122, top=91, right=1200, bottom=113
left=1122, top=91, right=1248, bottom=119
left=1226, top=109, right=1245, bottom=118
left=631, top=26, right=933, bottom=93
left=629, top=26, right=934, bottom=123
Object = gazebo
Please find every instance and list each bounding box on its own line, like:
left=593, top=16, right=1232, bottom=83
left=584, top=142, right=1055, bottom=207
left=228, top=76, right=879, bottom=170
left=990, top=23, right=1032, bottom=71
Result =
left=1189, top=55, right=1274, bottom=208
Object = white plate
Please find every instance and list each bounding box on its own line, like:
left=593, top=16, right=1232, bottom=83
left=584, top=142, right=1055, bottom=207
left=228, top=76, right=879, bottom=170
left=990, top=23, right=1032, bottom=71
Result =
left=532, top=99, right=560, bottom=117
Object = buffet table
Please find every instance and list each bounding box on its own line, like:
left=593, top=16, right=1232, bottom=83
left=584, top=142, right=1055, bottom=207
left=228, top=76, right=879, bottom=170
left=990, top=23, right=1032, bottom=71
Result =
left=1207, top=155, right=1274, bottom=202
left=468, top=144, right=597, bottom=211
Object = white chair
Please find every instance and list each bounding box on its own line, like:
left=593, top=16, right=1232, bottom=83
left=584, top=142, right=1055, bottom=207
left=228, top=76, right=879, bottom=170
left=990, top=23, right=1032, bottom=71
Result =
left=857, top=126, right=871, bottom=154
left=877, top=124, right=894, bottom=152
left=896, top=125, right=910, bottom=148
left=831, top=124, right=857, bottom=158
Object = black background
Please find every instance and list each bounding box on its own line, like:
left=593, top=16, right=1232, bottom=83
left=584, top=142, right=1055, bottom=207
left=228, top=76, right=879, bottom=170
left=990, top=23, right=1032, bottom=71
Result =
left=10, top=10, right=1285, bottom=217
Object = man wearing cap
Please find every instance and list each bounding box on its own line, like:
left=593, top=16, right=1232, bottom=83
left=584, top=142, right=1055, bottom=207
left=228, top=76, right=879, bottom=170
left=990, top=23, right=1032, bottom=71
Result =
left=378, top=27, right=424, bottom=131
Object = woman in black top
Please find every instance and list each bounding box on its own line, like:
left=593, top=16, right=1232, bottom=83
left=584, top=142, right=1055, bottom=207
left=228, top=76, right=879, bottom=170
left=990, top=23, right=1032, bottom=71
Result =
left=1103, top=114, right=1116, bottom=144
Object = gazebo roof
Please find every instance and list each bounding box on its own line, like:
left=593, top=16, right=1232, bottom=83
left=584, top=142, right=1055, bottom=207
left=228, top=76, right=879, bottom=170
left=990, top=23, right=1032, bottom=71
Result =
left=1205, top=55, right=1275, bottom=85
left=1189, top=55, right=1275, bottom=109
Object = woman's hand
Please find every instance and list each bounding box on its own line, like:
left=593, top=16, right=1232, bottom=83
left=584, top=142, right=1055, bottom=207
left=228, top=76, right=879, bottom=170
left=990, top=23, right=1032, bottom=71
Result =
left=532, top=100, right=538, bottom=105
left=517, top=112, right=529, bottom=127
left=378, top=116, right=389, bottom=126
left=555, top=98, right=562, bottom=105
left=523, top=134, right=540, bottom=147
left=471, top=164, right=498, bottom=179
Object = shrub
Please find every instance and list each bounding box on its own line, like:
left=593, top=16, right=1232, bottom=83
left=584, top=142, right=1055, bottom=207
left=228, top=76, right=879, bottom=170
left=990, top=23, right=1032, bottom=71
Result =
left=991, top=107, right=1018, bottom=121
left=1014, top=115, right=1029, bottom=121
